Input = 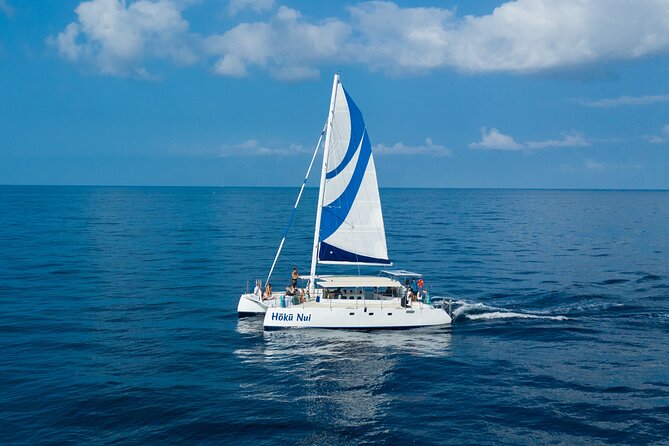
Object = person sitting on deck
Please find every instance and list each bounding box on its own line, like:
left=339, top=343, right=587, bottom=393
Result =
left=263, top=282, right=272, bottom=300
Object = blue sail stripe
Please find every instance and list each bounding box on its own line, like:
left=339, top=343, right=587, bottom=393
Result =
left=325, top=88, right=365, bottom=180
left=319, top=241, right=392, bottom=265
left=319, top=130, right=371, bottom=242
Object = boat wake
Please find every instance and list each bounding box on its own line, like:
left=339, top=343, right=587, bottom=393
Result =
left=436, top=299, right=569, bottom=322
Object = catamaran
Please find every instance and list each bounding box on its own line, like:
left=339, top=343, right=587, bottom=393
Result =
left=237, top=74, right=451, bottom=329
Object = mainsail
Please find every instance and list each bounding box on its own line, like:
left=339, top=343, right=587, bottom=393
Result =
left=315, top=76, right=391, bottom=266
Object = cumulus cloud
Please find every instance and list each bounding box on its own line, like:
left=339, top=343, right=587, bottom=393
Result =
left=469, top=128, right=523, bottom=150
left=0, top=0, right=14, bottom=17
left=580, top=94, right=669, bottom=108
left=347, top=2, right=453, bottom=75
left=48, top=0, right=197, bottom=77
left=647, top=124, right=669, bottom=143
left=53, top=0, right=669, bottom=79
left=374, top=138, right=452, bottom=156
left=443, top=0, right=669, bottom=74
left=470, top=128, right=589, bottom=151
left=219, top=139, right=309, bottom=157
left=207, top=0, right=669, bottom=78
left=206, top=5, right=350, bottom=80
left=228, top=0, right=274, bottom=16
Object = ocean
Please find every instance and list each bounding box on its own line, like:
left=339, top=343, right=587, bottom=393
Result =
left=1, top=186, right=668, bottom=445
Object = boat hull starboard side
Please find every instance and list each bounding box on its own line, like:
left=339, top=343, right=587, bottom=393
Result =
left=263, top=303, right=451, bottom=330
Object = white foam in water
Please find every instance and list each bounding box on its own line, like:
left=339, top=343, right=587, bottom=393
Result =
left=443, top=299, right=570, bottom=321
left=466, top=312, right=569, bottom=321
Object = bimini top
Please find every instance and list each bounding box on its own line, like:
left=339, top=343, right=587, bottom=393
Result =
left=379, top=270, right=423, bottom=278
left=316, top=275, right=402, bottom=289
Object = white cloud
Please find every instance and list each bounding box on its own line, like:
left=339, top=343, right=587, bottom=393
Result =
left=0, top=0, right=14, bottom=17
left=53, top=0, right=669, bottom=79
left=526, top=133, right=589, bottom=149
left=469, top=128, right=523, bottom=150
left=647, top=124, right=669, bottom=143
left=443, top=0, right=669, bottom=74
left=347, top=2, right=453, bottom=75
left=48, top=0, right=197, bottom=77
left=470, top=128, right=589, bottom=151
left=585, top=159, right=605, bottom=170
left=206, top=5, right=350, bottom=80
left=219, top=139, right=309, bottom=157
left=580, top=94, right=669, bottom=108
left=374, top=138, right=452, bottom=156
left=208, top=0, right=669, bottom=78
left=228, top=0, right=274, bottom=16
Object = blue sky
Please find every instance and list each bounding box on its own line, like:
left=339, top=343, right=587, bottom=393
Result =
left=1, top=0, right=668, bottom=188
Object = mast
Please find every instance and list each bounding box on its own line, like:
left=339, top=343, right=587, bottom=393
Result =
left=309, top=74, right=339, bottom=294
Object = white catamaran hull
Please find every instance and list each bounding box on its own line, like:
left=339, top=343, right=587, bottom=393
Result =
left=237, top=293, right=270, bottom=316
left=263, top=302, right=451, bottom=330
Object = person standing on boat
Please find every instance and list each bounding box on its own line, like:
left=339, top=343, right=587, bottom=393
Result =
left=292, top=267, right=299, bottom=288
left=402, top=279, right=410, bottom=308
left=253, top=280, right=262, bottom=301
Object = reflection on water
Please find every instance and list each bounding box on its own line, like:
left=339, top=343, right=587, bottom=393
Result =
left=235, top=318, right=453, bottom=359
left=234, top=319, right=453, bottom=435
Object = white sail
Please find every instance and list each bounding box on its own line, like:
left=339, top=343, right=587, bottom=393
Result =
left=317, top=77, right=391, bottom=265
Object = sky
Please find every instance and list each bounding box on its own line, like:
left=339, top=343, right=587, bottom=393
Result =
left=1, top=0, right=669, bottom=188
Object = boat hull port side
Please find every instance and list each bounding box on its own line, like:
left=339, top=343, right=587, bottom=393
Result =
left=237, top=293, right=270, bottom=317
left=263, top=303, right=452, bottom=330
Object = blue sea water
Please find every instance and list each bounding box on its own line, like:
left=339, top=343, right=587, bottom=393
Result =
left=1, top=186, right=668, bottom=445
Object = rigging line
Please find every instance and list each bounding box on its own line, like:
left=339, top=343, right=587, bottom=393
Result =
left=266, top=121, right=327, bottom=285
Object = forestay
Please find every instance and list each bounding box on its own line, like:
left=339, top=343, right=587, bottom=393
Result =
left=317, top=79, right=391, bottom=265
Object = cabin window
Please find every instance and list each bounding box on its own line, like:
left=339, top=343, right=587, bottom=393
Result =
left=387, top=313, right=393, bottom=316
left=369, top=313, right=374, bottom=316
left=349, top=312, right=354, bottom=316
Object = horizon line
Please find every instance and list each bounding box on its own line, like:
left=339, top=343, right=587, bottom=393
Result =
left=1, top=184, right=668, bottom=192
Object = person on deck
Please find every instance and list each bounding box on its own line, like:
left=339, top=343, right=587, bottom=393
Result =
left=253, top=280, right=262, bottom=301
left=422, top=289, right=431, bottom=304
left=406, top=289, right=414, bottom=307
left=263, top=282, right=272, bottom=300
left=292, top=267, right=299, bottom=288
